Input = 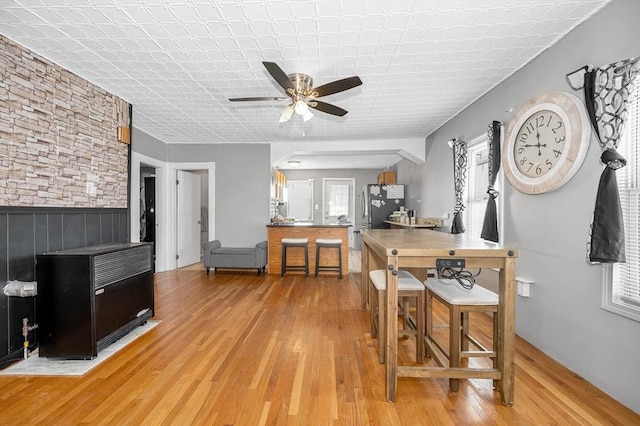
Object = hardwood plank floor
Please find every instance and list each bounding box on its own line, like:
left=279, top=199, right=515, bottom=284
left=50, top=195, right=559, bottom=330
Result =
left=0, top=269, right=637, bottom=425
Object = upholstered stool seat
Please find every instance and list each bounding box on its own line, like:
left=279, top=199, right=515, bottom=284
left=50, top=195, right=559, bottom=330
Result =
left=370, top=269, right=424, bottom=364
left=424, top=278, right=499, bottom=391
left=281, top=238, right=309, bottom=277
left=314, top=238, right=343, bottom=278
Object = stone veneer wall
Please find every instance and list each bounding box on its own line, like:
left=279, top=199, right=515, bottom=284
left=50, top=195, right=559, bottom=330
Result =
left=0, top=35, right=130, bottom=208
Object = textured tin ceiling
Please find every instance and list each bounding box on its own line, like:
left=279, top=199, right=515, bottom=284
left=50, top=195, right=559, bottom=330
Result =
left=0, top=0, right=610, bottom=168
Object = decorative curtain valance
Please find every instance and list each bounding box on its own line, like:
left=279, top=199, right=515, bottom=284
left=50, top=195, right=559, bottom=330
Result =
left=576, top=57, right=639, bottom=263
left=481, top=121, right=502, bottom=242
left=450, top=139, right=467, bottom=234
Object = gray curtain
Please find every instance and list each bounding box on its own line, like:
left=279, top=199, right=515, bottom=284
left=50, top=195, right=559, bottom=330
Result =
left=481, top=121, right=501, bottom=242
left=584, top=58, right=639, bottom=263
left=450, top=139, right=467, bottom=234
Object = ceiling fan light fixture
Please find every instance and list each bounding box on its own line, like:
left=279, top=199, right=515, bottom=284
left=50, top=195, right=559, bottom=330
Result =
left=279, top=105, right=294, bottom=123
left=294, top=100, right=310, bottom=115
left=231, top=62, right=361, bottom=123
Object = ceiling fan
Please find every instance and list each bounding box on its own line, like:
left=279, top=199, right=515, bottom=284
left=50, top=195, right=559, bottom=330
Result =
left=229, top=61, right=362, bottom=122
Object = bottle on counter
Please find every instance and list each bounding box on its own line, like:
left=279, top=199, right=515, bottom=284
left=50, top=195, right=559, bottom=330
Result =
left=409, top=210, right=416, bottom=225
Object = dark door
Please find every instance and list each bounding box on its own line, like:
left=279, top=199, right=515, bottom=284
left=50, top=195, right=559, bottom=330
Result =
left=143, top=176, right=155, bottom=244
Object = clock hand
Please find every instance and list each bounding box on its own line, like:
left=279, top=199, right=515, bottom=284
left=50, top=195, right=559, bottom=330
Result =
left=536, top=129, right=542, bottom=156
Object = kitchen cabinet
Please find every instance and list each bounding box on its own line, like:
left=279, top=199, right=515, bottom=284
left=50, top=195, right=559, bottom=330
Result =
left=274, top=169, right=287, bottom=201
left=377, top=171, right=396, bottom=184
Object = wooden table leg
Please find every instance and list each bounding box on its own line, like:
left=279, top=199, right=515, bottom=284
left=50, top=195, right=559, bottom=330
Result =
left=385, top=256, right=399, bottom=402
left=497, top=257, right=516, bottom=405
left=361, top=242, right=369, bottom=310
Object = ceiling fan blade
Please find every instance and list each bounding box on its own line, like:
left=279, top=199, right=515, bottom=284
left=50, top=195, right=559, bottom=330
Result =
left=310, top=76, right=362, bottom=98
left=229, top=96, right=289, bottom=102
left=262, top=61, right=296, bottom=92
left=308, top=100, right=348, bottom=117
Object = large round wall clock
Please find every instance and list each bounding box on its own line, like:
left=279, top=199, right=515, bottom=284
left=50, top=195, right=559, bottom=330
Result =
left=502, top=91, right=591, bottom=195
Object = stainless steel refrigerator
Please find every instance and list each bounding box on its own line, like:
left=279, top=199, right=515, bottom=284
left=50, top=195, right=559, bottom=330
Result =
left=362, top=184, right=406, bottom=229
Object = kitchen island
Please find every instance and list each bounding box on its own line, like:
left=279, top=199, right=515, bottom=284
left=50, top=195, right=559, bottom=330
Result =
left=266, top=223, right=351, bottom=275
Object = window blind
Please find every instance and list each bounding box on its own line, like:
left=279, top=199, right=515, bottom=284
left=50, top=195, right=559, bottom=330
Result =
left=466, top=141, right=490, bottom=239
left=613, top=75, right=640, bottom=308
left=328, top=184, right=349, bottom=216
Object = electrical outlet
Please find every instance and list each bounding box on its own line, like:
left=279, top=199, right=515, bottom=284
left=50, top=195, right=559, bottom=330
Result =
left=436, top=258, right=466, bottom=269
left=86, top=181, right=97, bottom=196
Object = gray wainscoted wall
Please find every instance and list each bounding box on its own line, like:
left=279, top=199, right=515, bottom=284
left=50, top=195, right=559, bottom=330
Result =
left=398, top=0, right=640, bottom=412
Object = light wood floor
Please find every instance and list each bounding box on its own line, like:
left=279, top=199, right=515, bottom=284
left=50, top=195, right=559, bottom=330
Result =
left=0, top=270, right=637, bottom=425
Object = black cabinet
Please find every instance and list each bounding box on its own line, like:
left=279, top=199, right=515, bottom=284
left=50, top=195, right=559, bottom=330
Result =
left=36, top=243, right=154, bottom=359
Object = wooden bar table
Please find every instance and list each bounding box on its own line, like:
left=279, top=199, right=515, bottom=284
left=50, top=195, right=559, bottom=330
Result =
left=383, top=220, right=437, bottom=230
left=360, top=228, right=519, bottom=405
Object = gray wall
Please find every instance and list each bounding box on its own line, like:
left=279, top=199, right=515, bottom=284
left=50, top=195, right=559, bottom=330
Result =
left=131, top=128, right=168, bottom=162
left=399, top=0, right=640, bottom=412
left=396, top=159, right=424, bottom=217
left=131, top=129, right=271, bottom=247
left=168, top=143, right=270, bottom=246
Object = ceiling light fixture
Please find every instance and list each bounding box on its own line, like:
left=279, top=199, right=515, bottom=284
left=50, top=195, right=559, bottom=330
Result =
left=301, top=109, right=313, bottom=122
left=279, top=104, right=294, bottom=123
left=230, top=62, right=361, bottom=124
left=294, top=99, right=308, bottom=115
left=288, top=160, right=301, bottom=168
left=280, top=100, right=314, bottom=123
left=295, top=100, right=314, bottom=122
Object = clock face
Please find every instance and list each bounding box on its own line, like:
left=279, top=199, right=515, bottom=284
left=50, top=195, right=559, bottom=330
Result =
left=513, top=109, right=567, bottom=178
left=502, top=91, right=591, bottom=195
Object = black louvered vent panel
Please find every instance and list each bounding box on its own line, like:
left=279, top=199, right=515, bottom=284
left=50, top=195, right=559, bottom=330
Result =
left=94, top=245, right=151, bottom=290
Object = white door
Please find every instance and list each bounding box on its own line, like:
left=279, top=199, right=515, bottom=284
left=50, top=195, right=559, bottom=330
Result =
left=287, top=180, right=314, bottom=222
left=177, top=170, right=201, bottom=267
left=323, top=178, right=355, bottom=247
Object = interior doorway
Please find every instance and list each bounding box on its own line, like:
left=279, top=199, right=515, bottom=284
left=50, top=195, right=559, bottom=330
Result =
left=169, top=164, right=214, bottom=270
left=286, top=180, right=314, bottom=222
left=139, top=167, right=156, bottom=269
left=131, top=153, right=215, bottom=272
left=141, top=175, right=155, bottom=244
left=176, top=170, right=202, bottom=268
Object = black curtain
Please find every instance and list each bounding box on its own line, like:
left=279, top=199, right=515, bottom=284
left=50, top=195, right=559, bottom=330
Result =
left=481, top=121, right=501, bottom=242
left=451, top=139, right=467, bottom=234
left=584, top=58, right=639, bottom=263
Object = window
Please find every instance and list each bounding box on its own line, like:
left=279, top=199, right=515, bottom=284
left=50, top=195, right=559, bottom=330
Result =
left=464, top=135, right=502, bottom=241
left=603, top=74, right=640, bottom=322
left=327, top=183, right=349, bottom=217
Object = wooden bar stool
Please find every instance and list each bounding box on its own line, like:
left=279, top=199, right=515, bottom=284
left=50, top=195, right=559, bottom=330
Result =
left=370, top=269, right=424, bottom=364
left=424, top=278, right=499, bottom=391
left=281, top=238, right=309, bottom=277
left=314, top=238, right=343, bottom=278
